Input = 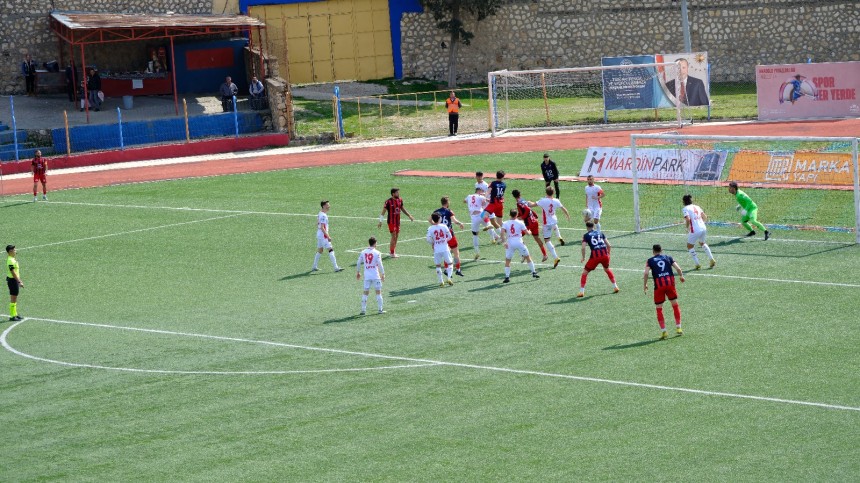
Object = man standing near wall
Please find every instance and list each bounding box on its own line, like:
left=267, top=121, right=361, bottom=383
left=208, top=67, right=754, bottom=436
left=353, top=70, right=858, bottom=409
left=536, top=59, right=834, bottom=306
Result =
left=21, top=54, right=36, bottom=96
left=445, top=91, right=461, bottom=136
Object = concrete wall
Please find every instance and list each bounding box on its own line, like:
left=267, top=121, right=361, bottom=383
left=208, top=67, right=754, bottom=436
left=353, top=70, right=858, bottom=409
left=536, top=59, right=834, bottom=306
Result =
left=400, top=0, right=860, bottom=83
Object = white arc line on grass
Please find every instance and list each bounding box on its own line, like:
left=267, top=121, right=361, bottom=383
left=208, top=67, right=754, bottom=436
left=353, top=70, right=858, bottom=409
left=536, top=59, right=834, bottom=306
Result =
left=4, top=317, right=859, bottom=413
left=19, top=213, right=251, bottom=251
left=0, top=319, right=439, bottom=375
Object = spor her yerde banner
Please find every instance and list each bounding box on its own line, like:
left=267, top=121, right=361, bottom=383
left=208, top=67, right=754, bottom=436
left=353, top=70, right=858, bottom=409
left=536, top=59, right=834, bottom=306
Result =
left=756, top=61, right=860, bottom=120
left=580, top=147, right=728, bottom=181
left=602, top=52, right=710, bottom=110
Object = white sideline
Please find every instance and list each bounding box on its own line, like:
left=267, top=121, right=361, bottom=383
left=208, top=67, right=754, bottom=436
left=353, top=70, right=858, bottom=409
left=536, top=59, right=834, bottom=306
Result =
left=3, top=317, right=858, bottom=413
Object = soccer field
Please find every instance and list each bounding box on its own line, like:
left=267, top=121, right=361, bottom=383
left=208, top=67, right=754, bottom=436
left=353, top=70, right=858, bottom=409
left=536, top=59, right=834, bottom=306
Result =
left=1, top=151, right=858, bottom=480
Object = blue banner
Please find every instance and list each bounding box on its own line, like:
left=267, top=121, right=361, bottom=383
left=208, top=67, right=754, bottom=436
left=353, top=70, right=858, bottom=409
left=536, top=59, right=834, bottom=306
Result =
left=601, top=55, right=660, bottom=111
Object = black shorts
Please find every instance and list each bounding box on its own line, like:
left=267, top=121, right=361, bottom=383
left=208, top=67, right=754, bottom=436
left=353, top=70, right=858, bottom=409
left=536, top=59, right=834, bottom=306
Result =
left=7, top=277, right=19, bottom=296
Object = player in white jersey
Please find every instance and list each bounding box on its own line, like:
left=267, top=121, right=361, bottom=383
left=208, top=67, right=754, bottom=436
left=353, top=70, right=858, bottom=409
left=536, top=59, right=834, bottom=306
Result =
left=585, top=175, right=605, bottom=232
left=682, top=194, right=716, bottom=269
left=356, top=236, right=385, bottom=315
left=464, top=187, right=490, bottom=259
left=427, top=212, right=455, bottom=287
left=312, top=200, right=343, bottom=272
left=535, top=186, right=570, bottom=268
left=500, top=209, right=540, bottom=283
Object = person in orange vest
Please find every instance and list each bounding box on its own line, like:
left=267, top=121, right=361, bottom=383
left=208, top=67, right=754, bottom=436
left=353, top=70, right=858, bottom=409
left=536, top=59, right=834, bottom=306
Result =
left=445, top=91, right=461, bottom=136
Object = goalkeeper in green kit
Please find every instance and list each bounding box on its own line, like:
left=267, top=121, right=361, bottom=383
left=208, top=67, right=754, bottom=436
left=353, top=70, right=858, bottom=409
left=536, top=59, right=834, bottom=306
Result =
left=728, top=182, right=769, bottom=240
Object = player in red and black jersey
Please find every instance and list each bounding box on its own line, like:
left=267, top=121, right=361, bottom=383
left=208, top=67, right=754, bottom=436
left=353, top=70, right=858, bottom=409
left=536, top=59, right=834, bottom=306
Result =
left=511, top=189, right=547, bottom=262
left=31, top=150, right=48, bottom=202
left=378, top=187, right=414, bottom=258
left=433, top=196, right=465, bottom=276
left=578, top=221, right=618, bottom=297
left=480, top=171, right=506, bottom=241
left=644, top=244, right=685, bottom=339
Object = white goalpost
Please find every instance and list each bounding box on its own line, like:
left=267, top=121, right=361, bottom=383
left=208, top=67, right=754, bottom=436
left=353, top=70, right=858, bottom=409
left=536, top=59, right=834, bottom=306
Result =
left=630, top=133, right=860, bottom=244
left=488, top=62, right=687, bottom=136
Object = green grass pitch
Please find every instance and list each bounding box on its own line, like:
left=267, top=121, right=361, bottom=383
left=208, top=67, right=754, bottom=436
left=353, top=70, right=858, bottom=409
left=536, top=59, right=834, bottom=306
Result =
left=1, top=151, right=858, bottom=480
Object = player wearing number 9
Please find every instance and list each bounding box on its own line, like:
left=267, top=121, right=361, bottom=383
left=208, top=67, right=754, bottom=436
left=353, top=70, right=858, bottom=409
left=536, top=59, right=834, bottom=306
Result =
left=644, top=244, right=685, bottom=340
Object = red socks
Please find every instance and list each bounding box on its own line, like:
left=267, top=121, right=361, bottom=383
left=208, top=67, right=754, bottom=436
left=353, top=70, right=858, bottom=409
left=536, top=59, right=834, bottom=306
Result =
left=606, top=269, right=616, bottom=283
left=580, top=273, right=588, bottom=288
left=656, top=307, right=666, bottom=330
left=673, top=304, right=681, bottom=325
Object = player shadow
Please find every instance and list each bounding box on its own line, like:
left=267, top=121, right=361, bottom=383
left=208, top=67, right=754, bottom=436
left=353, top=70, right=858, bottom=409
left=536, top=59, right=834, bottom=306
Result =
left=279, top=272, right=313, bottom=281
left=707, top=238, right=853, bottom=258
left=323, top=314, right=365, bottom=324
left=602, top=338, right=665, bottom=350
left=388, top=284, right=441, bottom=297
left=547, top=291, right=616, bottom=304
left=0, top=201, right=34, bottom=208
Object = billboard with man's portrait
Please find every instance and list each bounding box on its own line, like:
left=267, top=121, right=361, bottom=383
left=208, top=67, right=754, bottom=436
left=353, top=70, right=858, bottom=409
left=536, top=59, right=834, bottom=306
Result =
left=655, top=52, right=710, bottom=107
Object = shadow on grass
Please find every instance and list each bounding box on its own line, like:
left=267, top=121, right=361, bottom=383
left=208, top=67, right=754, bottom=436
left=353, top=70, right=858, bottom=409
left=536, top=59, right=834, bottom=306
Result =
left=279, top=272, right=314, bottom=281
left=389, top=284, right=442, bottom=297
left=0, top=201, right=34, bottom=208
left=602, top=338, right=664, bottom=350
left=323, top=314, right=366, bottom=324
left=547, top=290, right=616, bottom=304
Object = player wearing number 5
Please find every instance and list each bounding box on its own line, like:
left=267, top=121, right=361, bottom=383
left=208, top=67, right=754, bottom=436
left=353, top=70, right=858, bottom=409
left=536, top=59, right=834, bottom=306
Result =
left=578, top=221, right=618, bottom=297
left=683, top=194, right=716, bottom=269
left=728, top=182, right=769, bottom=240
left=500, top=209, right=539, bottom=283
left=427, top=213, right=455, bottom=287
left=356, top=237, right=385, bottom=315
left=644, top=244, right=685, bottom=340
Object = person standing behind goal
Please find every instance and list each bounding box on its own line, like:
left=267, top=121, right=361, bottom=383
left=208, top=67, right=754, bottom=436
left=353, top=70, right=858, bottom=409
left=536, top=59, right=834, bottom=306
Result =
left=541, top=153, right=560, bottom=198
left=445, top=91, right=461, bottom=136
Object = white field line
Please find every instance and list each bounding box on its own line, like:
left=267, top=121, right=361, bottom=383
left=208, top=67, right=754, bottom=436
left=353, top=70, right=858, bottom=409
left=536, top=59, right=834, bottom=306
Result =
left=6, top=199, right=853, bottom=246
left=369, top=251, right=860, bottom=288
left=18, top=213, right=251, bottom=251
left=4, top=317, right=858, bottom=413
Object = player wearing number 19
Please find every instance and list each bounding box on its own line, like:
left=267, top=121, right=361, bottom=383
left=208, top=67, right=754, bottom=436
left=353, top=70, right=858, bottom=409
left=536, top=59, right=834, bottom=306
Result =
left=356, top=237, right=385, bottom=315
left=644, top=244, right=685, bottom=340
left=578, top=221, right=618, bottom=297
left=427, top=213, right=455, bottom=287
left=500, top=209, right=539, bottom=283
left=728, top=181, right=769, bottom=240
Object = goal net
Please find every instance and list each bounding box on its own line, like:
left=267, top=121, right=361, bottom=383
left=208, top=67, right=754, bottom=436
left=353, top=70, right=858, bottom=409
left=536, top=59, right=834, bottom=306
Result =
left=488, top=62, right=687, bottom=135
left=630, top=134, right=860, bottom=243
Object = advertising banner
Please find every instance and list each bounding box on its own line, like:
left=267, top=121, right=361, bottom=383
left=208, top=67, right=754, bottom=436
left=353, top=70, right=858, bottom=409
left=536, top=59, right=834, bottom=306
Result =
left=601, top=55, right=659, bottom=111
left=655, top=52, right=710, bottom=107
left=580, top=147, right=728, bottom=181
left=756, top=62, right=860, bottom=120
left=728, top=151, right=854, bottom=186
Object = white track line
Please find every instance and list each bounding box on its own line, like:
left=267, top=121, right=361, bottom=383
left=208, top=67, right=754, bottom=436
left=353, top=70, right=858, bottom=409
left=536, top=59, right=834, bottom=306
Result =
left=19, top=213, right=251, bottom=251
left=4, top=317, right=858, bottom=413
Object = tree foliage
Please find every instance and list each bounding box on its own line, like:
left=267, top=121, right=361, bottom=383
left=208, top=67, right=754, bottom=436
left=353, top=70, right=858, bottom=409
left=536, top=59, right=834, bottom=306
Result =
left=419, top=0, right=502, bottom=87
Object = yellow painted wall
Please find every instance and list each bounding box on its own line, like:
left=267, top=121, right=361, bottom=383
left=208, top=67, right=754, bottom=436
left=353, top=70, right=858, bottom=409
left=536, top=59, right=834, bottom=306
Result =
left=250, top=0, right=393, bottom=84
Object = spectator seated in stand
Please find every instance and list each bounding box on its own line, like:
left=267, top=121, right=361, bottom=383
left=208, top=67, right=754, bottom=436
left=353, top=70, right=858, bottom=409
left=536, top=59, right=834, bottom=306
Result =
left=249, top=76, right=267, bottom=110
left=219, top=76, right=238, bottom=112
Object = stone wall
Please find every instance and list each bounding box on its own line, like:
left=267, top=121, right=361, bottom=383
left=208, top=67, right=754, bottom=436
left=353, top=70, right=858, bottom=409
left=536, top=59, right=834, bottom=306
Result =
left=1, top=0, right=215, bottom=94
left=401, top=0, right=860, bottom=83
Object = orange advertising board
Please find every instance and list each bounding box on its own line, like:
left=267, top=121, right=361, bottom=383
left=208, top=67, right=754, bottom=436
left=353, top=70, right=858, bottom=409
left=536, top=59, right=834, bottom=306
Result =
left=728, top=151, right=855, bottom=186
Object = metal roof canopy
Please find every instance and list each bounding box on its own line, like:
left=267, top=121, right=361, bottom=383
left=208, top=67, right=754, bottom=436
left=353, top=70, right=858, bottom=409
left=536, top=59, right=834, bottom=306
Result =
left=49, top=11, right=267, bottom=122
left=50, top=11, right=265, bottom=45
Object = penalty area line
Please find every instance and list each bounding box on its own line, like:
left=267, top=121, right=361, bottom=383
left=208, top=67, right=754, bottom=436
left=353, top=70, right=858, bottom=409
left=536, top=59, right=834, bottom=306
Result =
left=5, top=317, right=859, bottom=412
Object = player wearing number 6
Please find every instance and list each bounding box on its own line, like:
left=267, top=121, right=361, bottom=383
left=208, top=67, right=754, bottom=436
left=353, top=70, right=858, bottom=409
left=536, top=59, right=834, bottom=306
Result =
left=644, top=244, right=685, bottom=340
left=427, top=213, right=455, bottom=287
left=728, top=182, right=769, bottom=240
left=356, top=237, right=385, bottom=315
left=578, top=221, right=618, bottom=297
left=682, top=194, right=716, bottom=269
left=500, top=209, right=539, bottom=283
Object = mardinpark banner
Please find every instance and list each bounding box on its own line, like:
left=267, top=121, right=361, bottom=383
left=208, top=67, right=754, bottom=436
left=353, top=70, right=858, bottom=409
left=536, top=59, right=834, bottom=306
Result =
left=756, top=61, right=860, bottom=120
left=728, top=151, right=855, bottom=186
left=602, top=52, right=709, bottom=110
left=580, top=147, right=728, bottom=181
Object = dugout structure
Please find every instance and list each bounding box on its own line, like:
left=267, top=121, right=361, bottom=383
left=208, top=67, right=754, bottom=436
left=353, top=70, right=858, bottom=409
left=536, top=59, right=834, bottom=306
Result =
left=630, top=134, right=860, bottom=244
left=488, top=62, right=686, bottom=136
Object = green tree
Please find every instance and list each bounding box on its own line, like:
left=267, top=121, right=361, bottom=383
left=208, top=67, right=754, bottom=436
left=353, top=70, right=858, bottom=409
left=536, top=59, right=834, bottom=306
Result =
left=420, top=0, right=502, bottom=88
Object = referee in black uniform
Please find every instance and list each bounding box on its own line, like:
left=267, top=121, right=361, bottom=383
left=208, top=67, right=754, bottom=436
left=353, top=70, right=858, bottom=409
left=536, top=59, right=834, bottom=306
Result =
left=541, top=153, right=560, bottom=198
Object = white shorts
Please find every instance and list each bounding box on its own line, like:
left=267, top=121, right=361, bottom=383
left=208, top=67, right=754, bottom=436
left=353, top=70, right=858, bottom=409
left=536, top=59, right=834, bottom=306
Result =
left=505, top=241, right=530, bottom=260
left=316, top=234, right=332, bottom=250
left=588, top=207, right=603, bottom=220
left=687, top=230, right=707, bottom=245
left=433, top=250, right=453, bottom=266
left=470, top=214, right=485, bottom=233
left=363, top=279, right=382, bottom=291
left=542, top=223, right=558, bottom=239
